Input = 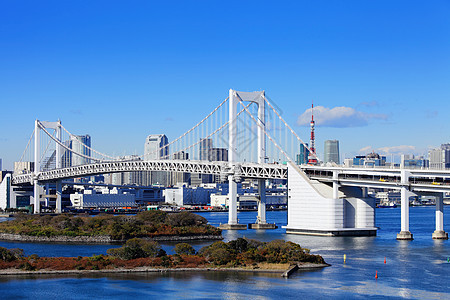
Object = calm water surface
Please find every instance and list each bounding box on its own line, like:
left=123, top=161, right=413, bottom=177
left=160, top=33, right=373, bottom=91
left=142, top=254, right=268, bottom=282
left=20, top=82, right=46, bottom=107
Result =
left=0, top=206, right=449, bottom=299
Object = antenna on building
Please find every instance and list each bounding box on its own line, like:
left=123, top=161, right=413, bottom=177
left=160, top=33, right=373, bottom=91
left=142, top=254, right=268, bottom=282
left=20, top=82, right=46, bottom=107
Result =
left=308, top=101, right=318, bottom=164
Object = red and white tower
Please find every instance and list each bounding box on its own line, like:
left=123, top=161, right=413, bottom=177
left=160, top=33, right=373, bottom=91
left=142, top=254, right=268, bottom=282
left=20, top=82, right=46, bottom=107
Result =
left=308, top=101, right=318, bottom=164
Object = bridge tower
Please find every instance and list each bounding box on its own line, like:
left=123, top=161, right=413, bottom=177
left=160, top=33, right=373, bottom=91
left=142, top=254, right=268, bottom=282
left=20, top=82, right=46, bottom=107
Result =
left=33, top=120, right=63, bottom=214
left=221, top=89, right=275, bottom=229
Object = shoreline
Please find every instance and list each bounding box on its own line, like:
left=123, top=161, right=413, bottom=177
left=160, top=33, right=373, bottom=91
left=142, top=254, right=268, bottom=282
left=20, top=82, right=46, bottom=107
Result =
left=0, top=263, right=330, bottom=277
left=0, top=233, right=223, bottom=244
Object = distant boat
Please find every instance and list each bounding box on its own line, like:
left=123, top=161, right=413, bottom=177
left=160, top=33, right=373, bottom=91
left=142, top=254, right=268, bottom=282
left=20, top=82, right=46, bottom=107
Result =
left=377, top=203, right=397, bottom=208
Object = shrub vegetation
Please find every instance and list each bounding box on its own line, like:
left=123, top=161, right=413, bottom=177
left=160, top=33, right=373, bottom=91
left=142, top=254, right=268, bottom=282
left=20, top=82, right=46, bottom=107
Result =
left=0, top=238, right=325, bottom=272
left=0, top=211, right=221, bottom=240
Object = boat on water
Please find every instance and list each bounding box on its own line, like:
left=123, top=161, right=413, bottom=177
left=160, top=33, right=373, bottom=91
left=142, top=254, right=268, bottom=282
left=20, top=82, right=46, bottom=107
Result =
left=377, top=202, right=397, bottom=208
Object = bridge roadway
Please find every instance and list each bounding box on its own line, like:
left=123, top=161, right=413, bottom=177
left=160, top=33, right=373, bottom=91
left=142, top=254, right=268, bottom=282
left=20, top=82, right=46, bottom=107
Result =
left=302, top=165, right=450, bottom=193
left=12, top=160, right=450, bottom=193
left=11, top=161, right=450, bottom=239
left=12, top=160, right=450, bottom=192
left=11, top=159, right=288, bottom=185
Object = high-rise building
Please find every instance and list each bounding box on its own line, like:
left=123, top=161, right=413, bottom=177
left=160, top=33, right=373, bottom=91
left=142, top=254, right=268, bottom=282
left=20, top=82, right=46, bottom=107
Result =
left=172, top=151, right=190, bottom=185
left=324, top=140, right=340, bottom=164
left=296, top=143, right=309, bottom=165
left=72, top=135, right=91, bottom=166
left=144, top=134, right=169, bottom=160
left=60, top=135, right=91, bottom=168
left=353, top=152, right=386, bottom=167
left=429, top=144, right=450, bottom=169
left=199, top=138, right=213, bottom=161
left=14, top=162, right=34, bottom=174
left=210, top=148, right=228, bottom=162
left=210, top=148, right=228, bottom=183
left=403, top=155, right=429, bottom=168
left=144, top=134, right=169, bottom=186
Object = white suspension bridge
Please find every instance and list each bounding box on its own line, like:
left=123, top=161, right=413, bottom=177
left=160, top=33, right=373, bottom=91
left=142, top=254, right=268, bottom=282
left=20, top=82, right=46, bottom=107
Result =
left=9, top=89, right=450, bottom=239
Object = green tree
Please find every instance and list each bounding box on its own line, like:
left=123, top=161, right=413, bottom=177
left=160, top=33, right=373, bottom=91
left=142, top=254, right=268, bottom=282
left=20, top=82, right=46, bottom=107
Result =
left=166, top=212, right=207, bottom=227
left=174, top=243, right=196, bottom=255
left=107, top=238, right=163, bottom=260
left=136, top=210, right=168, bottom=224
left=228, top=238, right=248, bottom=253
left=0, top=247, right=24, bottom=261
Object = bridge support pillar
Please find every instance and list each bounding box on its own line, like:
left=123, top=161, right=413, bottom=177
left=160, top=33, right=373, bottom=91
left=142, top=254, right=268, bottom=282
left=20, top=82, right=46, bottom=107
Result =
left=397, top=183, right=413, bottom=240
left=432, top=193, right=448, bottom=239
left=228, top=177, right=238, bottom=225
left=220, top=176, right=246, bottom=230
left=33, top=180, right=41, bottom=214
left=44, top=183, right=50, bottom=207
left=257, top=179, right=266, bottom=224
left=332, top=171, right=339, bottom=200
left=56, top=181, right=62, bottom=214
left=250, top=179, right=277, bottom=229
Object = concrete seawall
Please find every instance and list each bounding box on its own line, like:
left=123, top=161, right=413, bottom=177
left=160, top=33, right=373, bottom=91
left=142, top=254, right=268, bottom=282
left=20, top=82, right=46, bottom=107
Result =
left=0, top=233, right=223, bottom=244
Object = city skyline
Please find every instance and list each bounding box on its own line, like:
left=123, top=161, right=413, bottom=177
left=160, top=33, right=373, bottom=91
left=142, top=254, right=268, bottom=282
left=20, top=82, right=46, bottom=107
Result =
left=1, top=1, right=449, bottom=170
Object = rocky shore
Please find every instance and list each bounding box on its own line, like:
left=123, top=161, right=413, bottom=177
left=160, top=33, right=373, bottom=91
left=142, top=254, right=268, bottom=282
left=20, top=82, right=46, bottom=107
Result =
left=0, top=263, right=330, bottom=277
left=0, top=233, right=223, bottom=244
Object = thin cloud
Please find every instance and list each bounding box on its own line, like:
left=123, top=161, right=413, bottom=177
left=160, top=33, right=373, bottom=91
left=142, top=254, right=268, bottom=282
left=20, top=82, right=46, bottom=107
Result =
left=297, top=106, right=387, bottom=128
left=70, top=109, right=83, bottom=115
left=359, top=145, right=416, bottom=155
left=377, top=145, right=416, bottom=155
left=359, top=100, right=379, bottom=107
left=359, top=146, right=373, bottom=154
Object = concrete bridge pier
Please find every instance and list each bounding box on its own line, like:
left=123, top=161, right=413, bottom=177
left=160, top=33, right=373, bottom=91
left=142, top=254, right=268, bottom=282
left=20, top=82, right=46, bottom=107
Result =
left=55, top=181, right=62, bottom=213
left=33, top=180, right=41, bottom=214
left=250, top=179, right=277, bottom=229
left=219, top=89, right=246, bottom=230
left=397, top=170, right=413, bottom=240
left=432, top=193, right=448, bottom=239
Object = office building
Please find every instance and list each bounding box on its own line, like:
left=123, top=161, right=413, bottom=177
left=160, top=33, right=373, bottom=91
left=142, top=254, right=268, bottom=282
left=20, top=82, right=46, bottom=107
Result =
left=59, top=135, right=91, bottom=169
left=403, top=155, right=429, bottom=168
left=429, top=144, right=450, bottom=169
left=210, top=148, right=228, bottom=162
left=199, top=138, right=213, bottom=161
left=14, top=162, right=34, bottom=174
left=172, top=151, right=190, bottom=185
left=324, top=140, right=340, bottom=164
left=296, top=143, right=309, bottom=165
left=144, top=134, right=169, bottom=186
left=353, top=152, right=386, bottom=167
left=72, top=135, right=91, bottom=166
left=144, top=134, right=169, bottom=160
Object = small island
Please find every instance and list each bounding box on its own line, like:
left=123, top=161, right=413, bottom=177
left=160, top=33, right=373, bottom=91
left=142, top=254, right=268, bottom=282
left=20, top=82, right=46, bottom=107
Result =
left=0, top=211, right=222, bottom=243
left=0, top=238, right=328, bottom=277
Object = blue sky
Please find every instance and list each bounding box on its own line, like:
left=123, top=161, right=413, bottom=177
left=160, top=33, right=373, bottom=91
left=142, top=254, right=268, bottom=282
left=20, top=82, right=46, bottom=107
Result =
left=1, top=1, right=449, bottom=169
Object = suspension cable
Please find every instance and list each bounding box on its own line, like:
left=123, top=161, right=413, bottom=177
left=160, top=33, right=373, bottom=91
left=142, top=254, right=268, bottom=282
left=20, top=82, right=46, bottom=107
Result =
left=38, top=122, right=102, bottom=162
left=18, top=128, right=35, bottom=163
left=145, top=96, right=229, bottom=159
left=164, top=102, right=251, bottom=160
left=263, top=96, right=320, bottom=162
left=59, top=124, right=116, bottom=160
left=237, top=98, right=294, bottom=164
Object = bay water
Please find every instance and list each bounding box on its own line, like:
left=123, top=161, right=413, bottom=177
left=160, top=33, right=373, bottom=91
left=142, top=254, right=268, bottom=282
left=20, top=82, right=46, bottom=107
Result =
left=0, top=206, right=449, bottom=299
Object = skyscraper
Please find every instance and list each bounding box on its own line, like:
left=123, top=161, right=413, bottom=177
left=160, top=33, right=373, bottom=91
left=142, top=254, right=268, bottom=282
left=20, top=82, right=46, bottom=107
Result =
left=324, top=140, right=340, bottom=164
left=71, top=135, right=91, bottom=166
left=144, top=134, right=169, bottom=185
left=199, top=138, right=213, bottom=161
left=296, top=143, right=309, bottom=165
left=429, top=144, right=450, bottom=169
left=144, top=134, right=169, bottom=160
